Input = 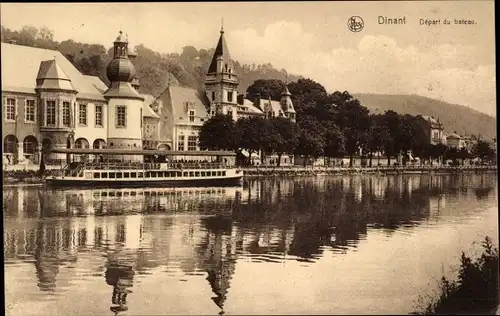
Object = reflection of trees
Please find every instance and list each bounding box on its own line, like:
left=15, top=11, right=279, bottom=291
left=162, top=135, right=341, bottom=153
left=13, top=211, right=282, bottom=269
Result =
left=235, top=174, right=497, bottom=260
left=475, top=187, right=493, bottom=200
left=3, top=173, right=498, bottom=314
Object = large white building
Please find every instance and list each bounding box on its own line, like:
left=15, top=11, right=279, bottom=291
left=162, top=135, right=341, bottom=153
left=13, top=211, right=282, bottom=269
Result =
left=1, top=32, right=159, bottom=165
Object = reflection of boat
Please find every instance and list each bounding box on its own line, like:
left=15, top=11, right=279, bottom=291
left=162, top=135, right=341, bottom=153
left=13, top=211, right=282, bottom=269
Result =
left=43, top=186, right=243, bottom=215
left=44, top=149, right=243, bottom=187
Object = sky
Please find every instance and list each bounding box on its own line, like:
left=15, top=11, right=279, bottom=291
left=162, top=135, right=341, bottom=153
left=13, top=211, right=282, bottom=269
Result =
left=1, top=2, right=496, bottom=116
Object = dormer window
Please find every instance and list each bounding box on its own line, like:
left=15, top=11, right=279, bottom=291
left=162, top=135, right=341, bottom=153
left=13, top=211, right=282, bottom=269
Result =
left=189, top=110, right=195, bottom=122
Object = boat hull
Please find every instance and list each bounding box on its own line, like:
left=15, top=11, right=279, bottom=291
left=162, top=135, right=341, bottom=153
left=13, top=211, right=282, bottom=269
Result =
left=46, top=176, right=243, bottom=188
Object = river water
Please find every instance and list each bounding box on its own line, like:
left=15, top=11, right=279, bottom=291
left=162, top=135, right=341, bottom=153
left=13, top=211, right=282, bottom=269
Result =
left=4, top=173, right=498, bottom=315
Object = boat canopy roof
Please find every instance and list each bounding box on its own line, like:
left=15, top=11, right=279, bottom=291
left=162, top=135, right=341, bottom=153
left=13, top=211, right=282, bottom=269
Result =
left=49, top=148, right=236, bottom=157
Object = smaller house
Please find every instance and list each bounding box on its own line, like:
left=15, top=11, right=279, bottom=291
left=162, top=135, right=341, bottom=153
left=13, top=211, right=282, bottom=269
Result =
left=419, top=116, right=444, bottom=145
left=446, top=131, right=466, bottom=149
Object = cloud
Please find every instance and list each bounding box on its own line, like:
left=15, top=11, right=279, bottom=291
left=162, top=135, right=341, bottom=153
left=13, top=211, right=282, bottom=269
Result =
left=227, top=21, right=496, bottom=116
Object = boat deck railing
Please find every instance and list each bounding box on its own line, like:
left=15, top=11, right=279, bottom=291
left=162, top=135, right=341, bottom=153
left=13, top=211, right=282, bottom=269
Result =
left=74, top=162, right=231, bottom=171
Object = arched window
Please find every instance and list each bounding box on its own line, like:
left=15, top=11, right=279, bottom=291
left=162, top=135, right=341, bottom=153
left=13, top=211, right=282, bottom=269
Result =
left=23, top=136, right=38, bottom=155
left=93, top=139, right=106, bottom=149
left=3, top=135, right=18, bottom=154
left=75, top=138, right=90, bottom=149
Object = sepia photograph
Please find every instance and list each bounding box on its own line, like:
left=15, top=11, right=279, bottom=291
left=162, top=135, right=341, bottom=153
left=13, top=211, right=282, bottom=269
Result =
left=1, top=1, right=498, bottom=315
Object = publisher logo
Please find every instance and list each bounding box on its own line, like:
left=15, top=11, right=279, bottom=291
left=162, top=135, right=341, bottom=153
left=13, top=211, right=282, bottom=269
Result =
left=348, top=16, right=364, bottom=32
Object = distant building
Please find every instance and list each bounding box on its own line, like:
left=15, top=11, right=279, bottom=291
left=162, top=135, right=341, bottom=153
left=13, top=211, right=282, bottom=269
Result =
left=446, top=131, right=466, bottom=149
left=418, top=116, right=444, bottom=145
left=2, top=32, right=158, bottom=166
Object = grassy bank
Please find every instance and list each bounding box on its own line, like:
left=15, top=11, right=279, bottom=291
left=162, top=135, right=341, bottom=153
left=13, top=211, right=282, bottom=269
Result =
left=413, top=237, right=499, bottom=315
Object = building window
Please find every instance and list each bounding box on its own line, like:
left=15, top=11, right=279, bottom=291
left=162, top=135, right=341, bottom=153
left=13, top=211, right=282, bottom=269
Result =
left=23, top=136, right=38, bottom=155
left=178, top=135, right=185, bottom=151
left=228, top=91, right=233, bottom=102
left=187, top=136, right=198, bottom=151
left=25, top=99, right=35, bottom=122
left=4, top=135, right=17, bottom=154
left=62, top=102, right=71, bottom=127
left=212, top=91, right=215, bottom=101
left=227, top=110, right=233, bottom=117
left=5, top=98, right=16, bottom=121
left=116, top=105, right=126, bottom=128
left=95, top=105, right=103, bottom=127
left=140, top=109, right=143, bottom=128
left=79, top=103, right=87, bottom=126
left=46, top=100, right=56, bottom=126
left=189, top=110, right=195, bottom=122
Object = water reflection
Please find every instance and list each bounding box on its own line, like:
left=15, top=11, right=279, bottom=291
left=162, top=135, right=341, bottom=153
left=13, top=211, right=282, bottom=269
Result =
left=3, top=173, right=498, bottom=315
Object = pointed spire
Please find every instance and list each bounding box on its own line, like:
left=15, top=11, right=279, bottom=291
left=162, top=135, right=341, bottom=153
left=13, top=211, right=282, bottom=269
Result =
left=281, top=83, right=291, bottom=97
left=208, top=24, right=232, bottom=74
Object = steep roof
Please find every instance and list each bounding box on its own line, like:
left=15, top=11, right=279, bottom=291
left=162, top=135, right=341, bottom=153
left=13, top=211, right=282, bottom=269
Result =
left=142, top=94, right=160, bottom=119
left=256, top=99, right=285, bottom=117
left=161, top=85, right=208, bottom=124
left=36, top=59, right=76, bottom=91
left=447, top=132, right=462, bottom=140
left=1, top=42, right=106, bottom=101
left=237, top=99, right=264, bottom=115
left=208, top=30, right=232, bottom=73
left=84, top=75, right=108, bottom=93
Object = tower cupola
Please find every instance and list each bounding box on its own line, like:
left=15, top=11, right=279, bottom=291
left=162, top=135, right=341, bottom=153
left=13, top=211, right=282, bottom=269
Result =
left=104, top=30, right=143, bottom=101
left=106, top=31, right=136, bottom=83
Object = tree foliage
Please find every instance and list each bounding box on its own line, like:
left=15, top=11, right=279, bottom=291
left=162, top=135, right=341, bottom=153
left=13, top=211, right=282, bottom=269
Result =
left=199, top=114, right=239, bottom=151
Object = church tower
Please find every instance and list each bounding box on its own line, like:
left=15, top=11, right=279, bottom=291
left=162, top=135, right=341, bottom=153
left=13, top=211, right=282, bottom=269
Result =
left=280, top=83, right=296, bottom=122
left=205, top=23, right=239, bottom=120
left=103, top=31, right=144, bottom=158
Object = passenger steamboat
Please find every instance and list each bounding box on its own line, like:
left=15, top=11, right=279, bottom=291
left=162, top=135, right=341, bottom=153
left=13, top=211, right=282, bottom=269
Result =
left=44, top=148, right=243, bottom=187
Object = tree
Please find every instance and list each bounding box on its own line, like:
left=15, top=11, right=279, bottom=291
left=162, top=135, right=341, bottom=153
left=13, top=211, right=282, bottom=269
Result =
left=294, top=116, right=325, bottom=166
left=334, top=92, right=370, bottom=167
left=458, top=147, right=470, bottom=165
left=245, top=79, right=285, bottom=102
left=270, top=117, right=299, bottom=166
left=181, top=46, right=199, bottom=61
left=382, top=110, right=402, bottom=165
left=323, top=121, right=344, bottom=165
left=199, top=114, right=240, bottom=152
left=288, top=78, right=328, bottom=117
left=472, top=140, right=495, bottom=164
left=366, top=114, right=389, bottom=167
left=237, top=116, right=267, bottom=165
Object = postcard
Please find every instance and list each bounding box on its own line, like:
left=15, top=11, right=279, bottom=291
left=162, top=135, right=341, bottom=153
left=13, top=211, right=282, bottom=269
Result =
left=2, top=2, right=497, bottom=315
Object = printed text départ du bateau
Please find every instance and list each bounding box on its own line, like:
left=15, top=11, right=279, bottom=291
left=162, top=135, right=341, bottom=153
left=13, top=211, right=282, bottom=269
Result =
left=377, top=17, right=475, bottom=25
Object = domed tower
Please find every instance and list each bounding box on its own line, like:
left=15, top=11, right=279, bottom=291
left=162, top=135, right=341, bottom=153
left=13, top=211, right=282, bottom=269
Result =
left=104, top=31, right=144, bottom=158
left=204, top=22, right=239, bottom=120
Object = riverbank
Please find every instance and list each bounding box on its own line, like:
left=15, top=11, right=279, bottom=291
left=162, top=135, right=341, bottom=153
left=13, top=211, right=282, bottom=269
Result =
left=2, top=170, right=46, bottom=185
left=243, top=165, right=497, bottom=178
left=412, top=237, right=499, bottom=315
left=2, top=165, right=497, bottom=185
